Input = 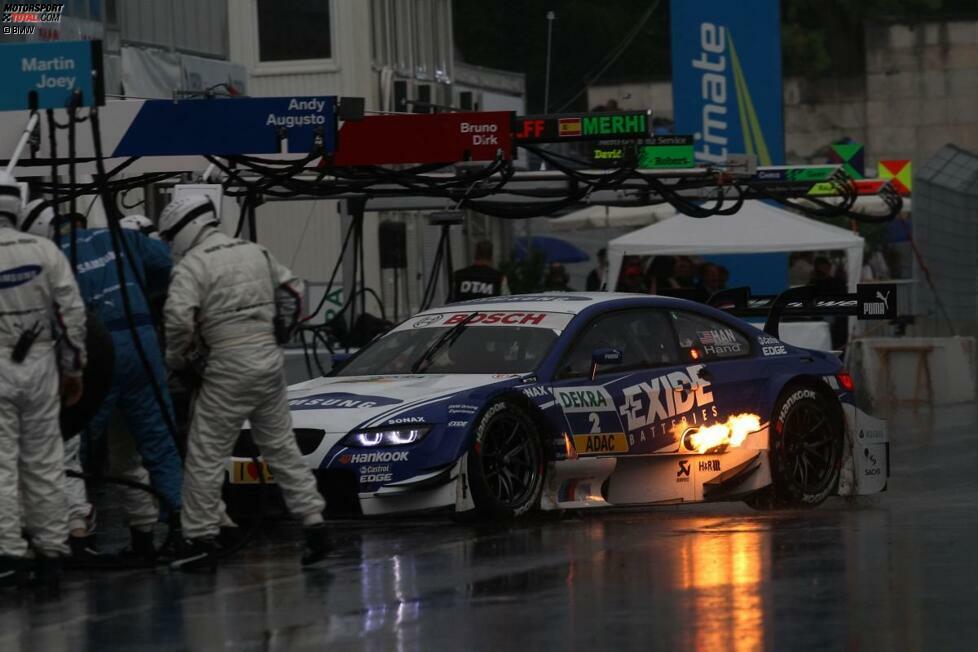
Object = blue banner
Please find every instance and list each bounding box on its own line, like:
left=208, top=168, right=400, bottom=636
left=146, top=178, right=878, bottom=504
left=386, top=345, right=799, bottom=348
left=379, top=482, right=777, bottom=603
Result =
left=670, top=0, right=784, bottom=165
left=0, top=40, right=102, bottom=112
left=113, top=96, right=337, bottom=156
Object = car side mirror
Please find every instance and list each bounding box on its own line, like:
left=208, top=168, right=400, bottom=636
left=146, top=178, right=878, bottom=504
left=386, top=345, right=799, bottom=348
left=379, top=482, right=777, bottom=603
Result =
left=590, top=347, right=622, bottom=380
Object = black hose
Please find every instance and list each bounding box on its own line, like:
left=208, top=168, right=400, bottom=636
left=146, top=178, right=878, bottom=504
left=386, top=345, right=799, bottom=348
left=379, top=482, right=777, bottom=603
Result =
left=88, top=107, right=182, bottom=513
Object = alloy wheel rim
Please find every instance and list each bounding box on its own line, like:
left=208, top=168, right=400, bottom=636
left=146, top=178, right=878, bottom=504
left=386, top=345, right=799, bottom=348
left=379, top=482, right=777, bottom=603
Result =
left=480, top=414, right=540, bottom=507
left=783, top=402, right=838, bottom=494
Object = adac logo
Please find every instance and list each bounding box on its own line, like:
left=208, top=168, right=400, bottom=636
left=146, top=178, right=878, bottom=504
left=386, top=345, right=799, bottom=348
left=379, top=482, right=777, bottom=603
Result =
left=0, top=264, right=41, bottom=289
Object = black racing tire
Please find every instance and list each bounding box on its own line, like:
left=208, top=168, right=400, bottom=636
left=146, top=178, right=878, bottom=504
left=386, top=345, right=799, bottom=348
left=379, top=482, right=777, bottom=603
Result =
left=746, top=384, right=844, bottom=510
left=465, top=400, right=546, bottom=521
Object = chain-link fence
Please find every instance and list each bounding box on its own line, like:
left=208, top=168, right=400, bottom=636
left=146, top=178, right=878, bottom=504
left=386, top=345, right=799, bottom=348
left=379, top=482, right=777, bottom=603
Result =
left=912, top=144, right=978, bottom=338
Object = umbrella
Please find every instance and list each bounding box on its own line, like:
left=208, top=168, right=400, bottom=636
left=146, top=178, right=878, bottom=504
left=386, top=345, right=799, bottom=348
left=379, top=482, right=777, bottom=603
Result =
left=513, top=236, right=590, bottom=263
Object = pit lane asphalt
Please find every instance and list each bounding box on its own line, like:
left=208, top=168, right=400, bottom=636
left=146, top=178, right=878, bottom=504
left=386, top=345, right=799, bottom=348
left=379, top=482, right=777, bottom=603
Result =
left=2, top=403, right=976, bottom=651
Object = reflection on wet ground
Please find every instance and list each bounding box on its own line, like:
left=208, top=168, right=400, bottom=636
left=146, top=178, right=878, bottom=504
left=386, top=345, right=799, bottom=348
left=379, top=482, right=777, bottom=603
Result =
left=1, top=404, right=976, bottom=650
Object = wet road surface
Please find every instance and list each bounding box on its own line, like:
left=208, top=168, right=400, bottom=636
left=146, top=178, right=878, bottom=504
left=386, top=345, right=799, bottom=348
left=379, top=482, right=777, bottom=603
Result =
left=2, top=404, right=976, bottom=651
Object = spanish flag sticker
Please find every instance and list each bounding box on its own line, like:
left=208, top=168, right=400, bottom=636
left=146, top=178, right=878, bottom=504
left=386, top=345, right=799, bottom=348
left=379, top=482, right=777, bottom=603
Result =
left=558, top=117, right=582, bottom=137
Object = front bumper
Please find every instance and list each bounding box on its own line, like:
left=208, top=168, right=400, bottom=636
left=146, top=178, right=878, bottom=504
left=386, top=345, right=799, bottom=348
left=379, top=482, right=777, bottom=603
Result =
left=225, top=430, right=459, bottom=516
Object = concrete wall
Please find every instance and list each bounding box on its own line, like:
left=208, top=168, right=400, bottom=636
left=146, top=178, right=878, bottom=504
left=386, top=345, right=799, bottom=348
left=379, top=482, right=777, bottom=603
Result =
left=589, top=20, right=978, bottom=169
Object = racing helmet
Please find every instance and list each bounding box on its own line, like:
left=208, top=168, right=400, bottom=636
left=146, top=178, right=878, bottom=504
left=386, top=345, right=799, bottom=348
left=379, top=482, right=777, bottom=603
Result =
left=21, top=199, right=57, bottom=239
left=0, top=171, right=22, bottom=229
left=119, top=214, right=160, bottom=239
left=158, top=195, right=219, bottom=257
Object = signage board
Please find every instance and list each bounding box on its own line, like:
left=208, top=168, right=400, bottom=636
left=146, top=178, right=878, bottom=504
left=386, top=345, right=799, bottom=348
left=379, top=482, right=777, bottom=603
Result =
left=590, top=135, right=695, bottom=169
left=514, top=111, right=651, bottom=144
left=878, top=160, right=911, bottom=195
left=638, top=135, right=696, bottom=168
left=751, top=166, right=838, bottom=183
left=857, top=283, right=897, bottom=320
left=334, top=111, right=513, bottom=166
left=0, top=39, right=103, bottom=111
left=670, top=1, right=784, bottom=165
left=808, top=179, right=887, bottom=196
left=112, top=96, right=337, bottom=156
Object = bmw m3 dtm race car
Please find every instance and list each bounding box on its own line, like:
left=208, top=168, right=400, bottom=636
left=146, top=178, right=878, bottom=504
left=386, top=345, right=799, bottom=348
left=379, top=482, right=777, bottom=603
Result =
left=227, top=291, right=890, bottom=519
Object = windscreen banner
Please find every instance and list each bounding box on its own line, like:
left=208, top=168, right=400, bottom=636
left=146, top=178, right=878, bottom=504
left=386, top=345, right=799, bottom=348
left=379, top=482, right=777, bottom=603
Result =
left=670, top=0, right=784, bottom=166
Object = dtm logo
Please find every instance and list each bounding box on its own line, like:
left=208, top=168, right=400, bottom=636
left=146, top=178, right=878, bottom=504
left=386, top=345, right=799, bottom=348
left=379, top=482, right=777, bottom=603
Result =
left=0, top=264, right=41, bottom=289
left=339, top=451, right=409, bottom=464
left=289, top=392, right=402, bottom=410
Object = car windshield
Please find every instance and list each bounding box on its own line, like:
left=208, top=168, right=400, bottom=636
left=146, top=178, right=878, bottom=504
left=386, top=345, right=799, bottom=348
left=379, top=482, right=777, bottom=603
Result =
left=335, top=325, right=559, bottom=376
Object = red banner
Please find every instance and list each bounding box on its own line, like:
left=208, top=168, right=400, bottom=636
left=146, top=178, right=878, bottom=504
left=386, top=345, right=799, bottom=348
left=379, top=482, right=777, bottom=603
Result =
left=334, top=111, right=513, bottom=166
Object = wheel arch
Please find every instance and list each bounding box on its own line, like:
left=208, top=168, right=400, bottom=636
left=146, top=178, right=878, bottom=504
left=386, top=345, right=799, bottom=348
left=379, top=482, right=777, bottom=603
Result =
left=481, top=389, right=560, bottom=461
left=776, top=374, right=845, bottom=427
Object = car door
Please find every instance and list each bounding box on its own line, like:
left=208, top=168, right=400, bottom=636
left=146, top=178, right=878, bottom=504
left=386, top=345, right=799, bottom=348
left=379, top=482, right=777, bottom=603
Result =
left=550, top=309, right=694, bottom=457
left=666, top=309, right=767, bottom=430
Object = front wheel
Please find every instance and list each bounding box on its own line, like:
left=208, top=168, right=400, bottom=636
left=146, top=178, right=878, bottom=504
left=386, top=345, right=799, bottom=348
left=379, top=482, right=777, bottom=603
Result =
left=747, top=385, right=843, bottom=509
left=465, top=400, right=545, bottom=520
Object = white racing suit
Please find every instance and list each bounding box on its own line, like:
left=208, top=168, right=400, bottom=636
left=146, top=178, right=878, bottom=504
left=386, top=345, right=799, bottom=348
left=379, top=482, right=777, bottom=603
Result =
left=0, top=226, right=87, bottom=557
left=164, top=231, right=324, bottom=539
left=64, top=417, right=158, bottom=534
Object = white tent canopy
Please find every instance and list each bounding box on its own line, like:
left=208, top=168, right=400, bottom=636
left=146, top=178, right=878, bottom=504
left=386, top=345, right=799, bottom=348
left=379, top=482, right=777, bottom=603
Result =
left=549, top=203, right=677, bottom=232
left=606, top=200, right=865, bottom=291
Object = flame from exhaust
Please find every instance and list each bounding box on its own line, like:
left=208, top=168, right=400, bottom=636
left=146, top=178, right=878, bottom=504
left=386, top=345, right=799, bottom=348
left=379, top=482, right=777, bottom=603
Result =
left=687, top=413, right=762, bottom=454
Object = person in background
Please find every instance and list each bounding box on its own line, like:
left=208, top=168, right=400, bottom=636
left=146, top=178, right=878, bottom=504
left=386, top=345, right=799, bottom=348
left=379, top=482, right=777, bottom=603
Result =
left=717, top=265, right=730, bottom=290
left=24, top=205, right=183, bottom=561
left=159, top=195, right=328, bottom=570
left=811, top=256, right=846, bottom=293
left=672, top=256, right=696, bottom=288
left=645, top=256, right=677, bottom=294
left=811, top=256, right=848, bottom=349
left=618, top=259, right=647, bottom=293
left=586, top=248, right=608, bottom=291
left=543, top=262, right=573, bottom=291
left=698, top=262, right=724, bottom=297
left=451, top=239, right=508, bottom=302
left=0, top=174, right=87, bottom=588
left=788, top=252, right=815, bottom=287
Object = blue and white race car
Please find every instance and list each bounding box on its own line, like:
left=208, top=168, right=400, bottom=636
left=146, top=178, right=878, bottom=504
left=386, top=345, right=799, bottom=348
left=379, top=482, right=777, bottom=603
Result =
left=228, top=293, right=889, bottom=518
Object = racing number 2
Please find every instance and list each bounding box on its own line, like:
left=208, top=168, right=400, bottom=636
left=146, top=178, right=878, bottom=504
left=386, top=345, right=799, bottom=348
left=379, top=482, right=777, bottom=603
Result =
left=589, top=412, right=600, bottom=434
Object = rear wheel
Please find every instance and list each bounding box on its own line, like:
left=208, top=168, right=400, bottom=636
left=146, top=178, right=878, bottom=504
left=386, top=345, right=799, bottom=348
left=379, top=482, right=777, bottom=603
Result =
left=465, top=400, right=545, bottom=520
left=747, top=385, right=843, bottom=509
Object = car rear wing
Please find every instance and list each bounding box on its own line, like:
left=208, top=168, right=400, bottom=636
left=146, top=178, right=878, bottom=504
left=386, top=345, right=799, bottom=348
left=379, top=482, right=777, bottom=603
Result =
left=706, top=283, right=898, bottom=338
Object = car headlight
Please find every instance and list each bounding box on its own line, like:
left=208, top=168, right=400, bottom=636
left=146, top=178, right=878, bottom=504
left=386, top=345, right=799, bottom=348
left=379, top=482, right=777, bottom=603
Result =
left=340, top=426, right=431, bottom=448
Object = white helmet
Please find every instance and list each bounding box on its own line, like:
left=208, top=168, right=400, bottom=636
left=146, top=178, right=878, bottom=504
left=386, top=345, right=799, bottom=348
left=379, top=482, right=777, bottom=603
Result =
left=119, top=214, right=160, bottom=239
left=21, top=199, right=57, bottom=238
left=0, top=171, right=23, bottom=229
left=158, top=195, right=219, bottom=257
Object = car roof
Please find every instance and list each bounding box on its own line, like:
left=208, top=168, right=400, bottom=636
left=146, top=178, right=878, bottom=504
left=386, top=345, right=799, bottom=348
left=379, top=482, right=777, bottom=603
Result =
left=417, top=293, right=706, bottom=316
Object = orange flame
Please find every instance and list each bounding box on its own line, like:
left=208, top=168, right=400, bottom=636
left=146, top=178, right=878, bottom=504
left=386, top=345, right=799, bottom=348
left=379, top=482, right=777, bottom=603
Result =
left=687, top=413, right=761, bottom=454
